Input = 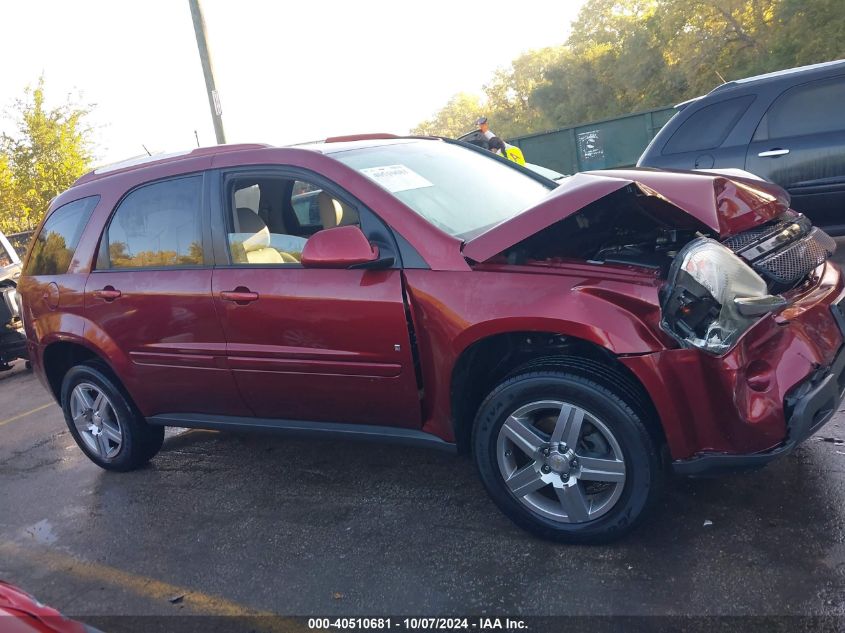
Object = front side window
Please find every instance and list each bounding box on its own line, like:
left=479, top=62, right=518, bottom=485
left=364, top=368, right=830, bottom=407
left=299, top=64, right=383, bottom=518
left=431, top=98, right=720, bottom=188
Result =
left=225, top=176, right=359, bottom=266
left=24, top=195, right=99, bottom=275
left=754, top=76, right=845, bottom=140
left=662, top=95, right=755, bottom=155
left=332, top=140, right=551, bottom=238
left=99, top=176, right=203, bottom=269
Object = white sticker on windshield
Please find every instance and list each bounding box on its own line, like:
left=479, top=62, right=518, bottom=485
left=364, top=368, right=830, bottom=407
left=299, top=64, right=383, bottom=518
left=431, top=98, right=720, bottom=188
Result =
left=360, top=164, right=433, bottom=193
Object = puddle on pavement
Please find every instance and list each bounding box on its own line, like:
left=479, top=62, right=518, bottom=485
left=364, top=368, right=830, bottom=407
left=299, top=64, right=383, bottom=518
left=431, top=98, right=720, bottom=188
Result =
left=23, top=519, right=58, bottom=545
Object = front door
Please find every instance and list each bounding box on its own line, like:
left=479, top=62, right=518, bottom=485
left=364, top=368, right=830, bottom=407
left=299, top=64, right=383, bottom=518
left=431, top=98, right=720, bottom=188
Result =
left=745, top=75, right=845, bottom=233
left=85, top=174, right=249, bottom=418
left=210, top=170, right=422, bottom=427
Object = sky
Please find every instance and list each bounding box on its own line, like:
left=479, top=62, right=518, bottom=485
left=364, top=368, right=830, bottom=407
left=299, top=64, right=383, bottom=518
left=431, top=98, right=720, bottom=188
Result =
left=0, top=0, right=586, bottom=165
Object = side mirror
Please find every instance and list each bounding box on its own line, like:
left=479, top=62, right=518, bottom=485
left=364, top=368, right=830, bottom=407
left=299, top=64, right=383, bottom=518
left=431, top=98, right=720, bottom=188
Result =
left=301, top=225, right=380, bottom=269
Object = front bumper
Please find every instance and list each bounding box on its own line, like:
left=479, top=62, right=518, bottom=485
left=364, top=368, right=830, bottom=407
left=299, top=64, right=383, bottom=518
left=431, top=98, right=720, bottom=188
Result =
left=622, top=262, right=845, bottom=476
left=672, top=339, right=845, bottom=476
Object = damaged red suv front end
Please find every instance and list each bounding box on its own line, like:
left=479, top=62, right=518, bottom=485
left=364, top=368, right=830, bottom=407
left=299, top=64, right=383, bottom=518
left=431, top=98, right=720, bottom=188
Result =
left=624, top=261, right=844, bottom=474
left=464, top=167, right=844, bottom=475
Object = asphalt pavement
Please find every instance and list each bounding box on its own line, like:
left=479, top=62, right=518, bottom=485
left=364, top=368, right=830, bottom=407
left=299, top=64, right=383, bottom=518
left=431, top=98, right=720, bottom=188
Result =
left=1, top=241, right=844, bottom=631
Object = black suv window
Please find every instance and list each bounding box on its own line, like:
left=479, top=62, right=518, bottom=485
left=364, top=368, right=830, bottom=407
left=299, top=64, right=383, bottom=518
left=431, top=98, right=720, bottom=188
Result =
left=754, top=77, right=845, bottom=140
left=24, top=195, right=99, bottom=275
left=99, top=176, right=204, bottom=269
left=662, top=95, right=755, bottom=155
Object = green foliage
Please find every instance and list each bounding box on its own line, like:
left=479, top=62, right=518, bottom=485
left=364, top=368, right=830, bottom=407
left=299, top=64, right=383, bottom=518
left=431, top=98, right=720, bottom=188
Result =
left=107, top=240, right=204, bottom=268
left=481, top=47, right=567, bottom=139
left=412, top=93, right=486, bottom=137
left=414, top=0, right=845, bottom=138
left=0, top=76, right=94, bottom=234
left=28, top=231, right=72, bottom=277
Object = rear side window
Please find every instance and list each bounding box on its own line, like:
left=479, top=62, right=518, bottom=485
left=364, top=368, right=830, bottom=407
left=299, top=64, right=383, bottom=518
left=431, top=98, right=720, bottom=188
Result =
left=754, top=76, right=845, bottom=140
left=662, top=95, right=755, bottom=155
left=99, top=176, right=203, bottom=269
left=24, top=195, right=99, bottom=275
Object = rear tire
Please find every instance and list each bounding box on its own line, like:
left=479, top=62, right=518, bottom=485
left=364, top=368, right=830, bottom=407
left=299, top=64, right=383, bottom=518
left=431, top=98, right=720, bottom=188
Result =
left=60, top=361, right=164, bottom=471
left=472, top=365, right=662, bottom=543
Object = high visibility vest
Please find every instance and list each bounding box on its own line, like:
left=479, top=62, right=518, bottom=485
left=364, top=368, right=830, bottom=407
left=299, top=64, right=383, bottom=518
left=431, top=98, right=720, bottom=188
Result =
left=504, top=145, right=526, bottom=166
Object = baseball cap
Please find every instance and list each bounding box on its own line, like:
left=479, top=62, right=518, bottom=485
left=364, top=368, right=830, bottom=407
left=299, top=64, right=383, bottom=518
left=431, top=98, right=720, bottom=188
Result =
left=475, top=116, right=488, bottom=125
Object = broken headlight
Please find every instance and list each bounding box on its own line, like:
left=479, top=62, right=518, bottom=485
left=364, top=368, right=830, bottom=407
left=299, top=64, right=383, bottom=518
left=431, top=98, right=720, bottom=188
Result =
left=660, top=238, right=786, bottom=355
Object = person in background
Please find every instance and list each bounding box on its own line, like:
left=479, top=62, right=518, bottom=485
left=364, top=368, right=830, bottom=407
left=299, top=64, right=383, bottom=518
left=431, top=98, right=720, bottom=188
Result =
left=488, top=136, right=526, bottom=166
left=476, top=116, right=495, bottom=141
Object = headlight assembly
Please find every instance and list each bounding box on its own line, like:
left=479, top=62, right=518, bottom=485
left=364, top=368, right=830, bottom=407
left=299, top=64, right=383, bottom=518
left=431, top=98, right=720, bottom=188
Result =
left=660, top=238, right=787, bottom=354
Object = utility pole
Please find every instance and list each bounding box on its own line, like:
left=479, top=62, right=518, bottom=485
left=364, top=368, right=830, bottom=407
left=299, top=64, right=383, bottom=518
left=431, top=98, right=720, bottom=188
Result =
left=187, top=0, right=226, bottom=144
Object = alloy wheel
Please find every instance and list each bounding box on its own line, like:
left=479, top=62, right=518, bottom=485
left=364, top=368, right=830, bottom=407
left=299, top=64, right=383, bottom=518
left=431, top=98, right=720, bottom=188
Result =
left=496, top=400, right=626, bottom=523
left=69, top=382, right=123, bottom=460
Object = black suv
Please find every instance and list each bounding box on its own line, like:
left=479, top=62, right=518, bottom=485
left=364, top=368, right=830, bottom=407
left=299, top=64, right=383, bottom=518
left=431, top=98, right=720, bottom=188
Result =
left=638, top=59, right=845, bottom=234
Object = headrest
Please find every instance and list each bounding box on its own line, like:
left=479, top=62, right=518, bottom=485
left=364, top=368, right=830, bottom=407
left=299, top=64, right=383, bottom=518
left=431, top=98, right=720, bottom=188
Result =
left=317, top=193, right=358, bottom=229
left=237, top=207, right=267, bottom=233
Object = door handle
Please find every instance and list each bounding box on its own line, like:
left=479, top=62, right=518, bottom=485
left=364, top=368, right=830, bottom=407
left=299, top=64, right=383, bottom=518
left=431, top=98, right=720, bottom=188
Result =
left=93, top=286, right=121, bottom=301
left=758, top=148, right=790, bottom=157
left=220, top=288, right=259, bottom=304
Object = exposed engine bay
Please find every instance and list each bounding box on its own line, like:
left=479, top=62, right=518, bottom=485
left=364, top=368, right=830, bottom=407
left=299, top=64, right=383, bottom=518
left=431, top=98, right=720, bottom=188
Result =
left=495, top=184, right=837, bottom=355
left=499, top=187, right=710, bottom=271
left=499, top=185, right=835, bottom=293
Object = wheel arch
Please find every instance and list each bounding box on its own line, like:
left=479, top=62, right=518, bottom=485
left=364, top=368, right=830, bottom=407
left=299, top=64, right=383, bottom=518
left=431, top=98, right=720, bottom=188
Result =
left=41, top=335, right=121, bottom=403
left=448, top=330, right=665, bottom=454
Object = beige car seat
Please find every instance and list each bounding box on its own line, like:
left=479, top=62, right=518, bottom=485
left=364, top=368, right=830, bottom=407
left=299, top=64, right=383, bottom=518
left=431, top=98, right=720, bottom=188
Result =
left=235, top=208, right=297, bottom=263
left=317, top=193, right=359, bottom=230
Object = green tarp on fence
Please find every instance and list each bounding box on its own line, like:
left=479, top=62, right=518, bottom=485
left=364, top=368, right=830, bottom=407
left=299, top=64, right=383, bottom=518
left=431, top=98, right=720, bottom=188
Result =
left=508, top=106, right=676, bottom=174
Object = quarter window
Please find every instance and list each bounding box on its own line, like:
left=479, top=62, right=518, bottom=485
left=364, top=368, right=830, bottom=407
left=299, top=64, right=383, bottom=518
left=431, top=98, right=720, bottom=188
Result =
left=291, top=180, right=322, bottom=227
left=662, top=95, right=755, bottom=155
left=99, top=176, right=204, bottom=269
left=754, top=77, right=845, bottom=140
left=24, top=196, right=99, bottom=275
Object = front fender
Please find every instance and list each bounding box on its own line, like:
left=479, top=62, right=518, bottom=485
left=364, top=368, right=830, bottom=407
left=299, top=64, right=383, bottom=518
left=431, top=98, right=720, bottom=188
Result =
left=404, top=269, right=674, bottom=440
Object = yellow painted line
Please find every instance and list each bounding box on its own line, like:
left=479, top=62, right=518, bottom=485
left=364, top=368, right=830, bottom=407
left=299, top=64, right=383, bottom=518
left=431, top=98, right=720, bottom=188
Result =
left=0, top=542, right=306, bottom=632
left=0, top=402, right=54, bottom=428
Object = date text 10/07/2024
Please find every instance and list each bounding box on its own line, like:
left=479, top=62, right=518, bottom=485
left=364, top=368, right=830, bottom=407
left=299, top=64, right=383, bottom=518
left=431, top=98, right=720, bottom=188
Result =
left=307, top=618, right=528, bottom=630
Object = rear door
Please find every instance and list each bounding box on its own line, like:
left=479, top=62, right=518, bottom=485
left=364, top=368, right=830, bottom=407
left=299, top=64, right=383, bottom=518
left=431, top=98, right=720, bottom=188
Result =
left=85, top=173, right=249, bottom=417
left=210, top=168, right=422, bottom=427
left=646, top=95, right=756, bottom=170
left=745, top=75, right=845, bottom=233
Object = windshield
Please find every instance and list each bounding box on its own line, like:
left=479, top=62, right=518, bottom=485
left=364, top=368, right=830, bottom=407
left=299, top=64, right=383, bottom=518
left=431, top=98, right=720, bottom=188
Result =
left=332, top=141, right=552, bottom=237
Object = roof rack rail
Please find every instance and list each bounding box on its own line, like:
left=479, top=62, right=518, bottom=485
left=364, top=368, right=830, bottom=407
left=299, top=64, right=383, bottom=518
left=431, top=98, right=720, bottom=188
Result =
left=324, top=133, right=401, bottom=143
left=79, top=143, right=273, bottom=183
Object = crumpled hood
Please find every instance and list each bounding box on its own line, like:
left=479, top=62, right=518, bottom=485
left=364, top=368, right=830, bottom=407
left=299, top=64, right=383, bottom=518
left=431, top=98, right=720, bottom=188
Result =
left=462, top=168, right=791, bottom=263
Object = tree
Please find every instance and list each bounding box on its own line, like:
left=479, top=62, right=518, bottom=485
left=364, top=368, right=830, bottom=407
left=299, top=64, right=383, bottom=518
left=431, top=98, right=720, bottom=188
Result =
left=411, top=92, right=485, bottom=138
left=481, top=47, right=567, bottom=138
left=657, top=0, right=780, bottom=94
left=0, top=76, right=94, bottom=234
left=771, top=0, right=845, bottom=67
left=413, top=0, right=844, bottom=140
left=0, top=155, right=21, bottom=234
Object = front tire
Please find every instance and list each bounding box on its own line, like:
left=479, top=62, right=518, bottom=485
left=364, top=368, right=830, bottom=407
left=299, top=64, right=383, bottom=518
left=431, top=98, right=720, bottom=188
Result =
left=472, top=365, right=662, bottom=543
left=61, top=361, right=164, bottom=471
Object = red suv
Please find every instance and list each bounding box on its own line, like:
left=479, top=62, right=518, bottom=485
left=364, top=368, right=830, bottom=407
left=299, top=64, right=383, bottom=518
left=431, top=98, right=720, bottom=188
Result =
left=18, top=137, right=845, bottom=542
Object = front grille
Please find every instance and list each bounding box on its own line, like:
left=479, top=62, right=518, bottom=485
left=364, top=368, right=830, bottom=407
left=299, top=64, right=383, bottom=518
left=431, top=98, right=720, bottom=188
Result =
left=751, top=227, right=836, bottom=286
left=722, top=219, right=794, bottom=251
